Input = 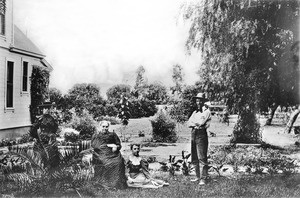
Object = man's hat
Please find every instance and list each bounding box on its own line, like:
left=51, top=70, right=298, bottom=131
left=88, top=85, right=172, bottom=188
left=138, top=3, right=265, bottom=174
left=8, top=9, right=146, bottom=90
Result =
left=193, top=93, right=209, bottom=101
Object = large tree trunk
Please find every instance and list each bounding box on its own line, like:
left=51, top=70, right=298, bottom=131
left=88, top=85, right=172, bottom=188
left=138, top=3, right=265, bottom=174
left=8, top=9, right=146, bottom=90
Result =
left=284, top=106, right=300, bottom=134
left=265, top=104, right=279, bottom=126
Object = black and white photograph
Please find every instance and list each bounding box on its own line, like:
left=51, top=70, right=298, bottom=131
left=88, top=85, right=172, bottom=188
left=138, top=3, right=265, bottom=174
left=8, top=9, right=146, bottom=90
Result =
left=0, top=0, right=300, bottom=197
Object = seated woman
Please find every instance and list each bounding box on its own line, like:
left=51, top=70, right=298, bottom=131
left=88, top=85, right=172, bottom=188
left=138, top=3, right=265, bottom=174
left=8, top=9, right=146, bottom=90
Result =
left=91, top=121, right=127, bottom=189
left=126, top=143, right=169, bottom=188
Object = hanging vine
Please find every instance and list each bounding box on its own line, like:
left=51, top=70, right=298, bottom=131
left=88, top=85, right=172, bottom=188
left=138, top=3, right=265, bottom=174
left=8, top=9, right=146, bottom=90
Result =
left=30, top=66, right=50, bottom=123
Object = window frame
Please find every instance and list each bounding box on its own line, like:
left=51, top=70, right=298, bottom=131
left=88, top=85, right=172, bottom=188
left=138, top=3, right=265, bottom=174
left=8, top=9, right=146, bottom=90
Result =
left=5, top=59, right=14, bottom=111
left=0, top=0, right=6, bottom=36
left=21, top=59, right=30, bottom=94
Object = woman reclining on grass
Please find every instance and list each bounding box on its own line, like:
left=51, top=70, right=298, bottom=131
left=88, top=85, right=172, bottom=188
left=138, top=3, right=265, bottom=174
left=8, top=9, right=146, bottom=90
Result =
left=126, top=143, right=169, bottom=188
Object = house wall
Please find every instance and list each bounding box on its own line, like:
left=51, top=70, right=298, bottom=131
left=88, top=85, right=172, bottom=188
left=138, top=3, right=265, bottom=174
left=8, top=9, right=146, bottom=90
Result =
left=0, top=48, right=43, bottom=138
left=0, top=0, right=13, bottom=49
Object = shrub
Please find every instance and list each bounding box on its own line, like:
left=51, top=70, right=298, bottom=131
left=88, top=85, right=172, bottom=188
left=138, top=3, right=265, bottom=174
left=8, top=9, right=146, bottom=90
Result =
left=67, top=109, right=97, bottom=140
left=19, top=133, right=34, bottom=144
left=64, top=132, right=80, bottom=143
left=150, top=110, right=178, bottom=143
left=29, top=113, right=59, bottom=144
left=130, top=98, right=158, bottom=118
left=169, top=99, right=194, bottom=123
left=231, top=110, right=262, bottom=144
left=103, top=103, right=119, bottom=117
left=140, top=99, right=157, bottom=117
left=208, top=145, right=299, bottom=175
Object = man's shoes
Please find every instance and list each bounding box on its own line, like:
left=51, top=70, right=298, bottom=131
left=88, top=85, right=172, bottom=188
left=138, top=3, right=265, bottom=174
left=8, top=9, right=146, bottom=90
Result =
left=199, top=179, right=206, bottom=185
left=190, top=178, right=199, bottom=182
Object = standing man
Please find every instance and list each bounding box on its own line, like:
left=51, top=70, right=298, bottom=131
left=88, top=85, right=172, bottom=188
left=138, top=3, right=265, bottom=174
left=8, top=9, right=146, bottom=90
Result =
left=188, top=93, right=211, bottom=185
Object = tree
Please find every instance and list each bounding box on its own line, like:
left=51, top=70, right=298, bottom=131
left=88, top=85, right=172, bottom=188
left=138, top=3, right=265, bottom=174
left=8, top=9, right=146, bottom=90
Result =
left=106, top=84, right=131, bottom=103
left=118, top=95, right=131, bottom=141
left=133, top=65, right=148, bottom=98
left=283, top=41, right=300, bottom=133
left=65, top=83, right=105, bottom=118
left=181, top=0, right=299, bottom=143
left=146, top=82, right=169, bottom=104
left=49, top=87, right=64, bottom=109
left=171, top=64, right=185, bottom=96
left=118, top=95, right=130, bottom=126
left=169, top=84, right=202, bottom=123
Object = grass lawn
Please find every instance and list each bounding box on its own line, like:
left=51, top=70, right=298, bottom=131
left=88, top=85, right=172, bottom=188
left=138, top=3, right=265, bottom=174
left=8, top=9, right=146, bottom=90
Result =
left=2, top=115, right=300, bottom=198
left=96, top=174, right=300, bottom=198
left=24, top=174, right=299, bottom=198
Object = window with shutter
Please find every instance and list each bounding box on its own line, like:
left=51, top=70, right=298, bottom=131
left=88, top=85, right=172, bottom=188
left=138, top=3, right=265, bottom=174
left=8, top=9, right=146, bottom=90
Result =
left=0, top=0, right=5, bottom=35
left=22, top=61, right=29, bottom=92
left=6, top=61, right=14, bottom=108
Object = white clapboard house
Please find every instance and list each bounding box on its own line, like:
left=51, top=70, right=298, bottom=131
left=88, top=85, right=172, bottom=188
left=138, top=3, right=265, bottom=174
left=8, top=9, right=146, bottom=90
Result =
left=0, top=0, right=52, bottom=139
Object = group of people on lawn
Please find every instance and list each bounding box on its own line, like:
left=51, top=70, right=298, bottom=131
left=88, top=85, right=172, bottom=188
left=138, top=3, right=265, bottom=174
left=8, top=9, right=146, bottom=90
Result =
left=91, top=92, right=211, bottom=189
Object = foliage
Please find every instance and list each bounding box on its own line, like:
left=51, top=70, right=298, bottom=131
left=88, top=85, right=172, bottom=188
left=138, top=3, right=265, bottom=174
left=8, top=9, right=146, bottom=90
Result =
left=106, top=84, right=132, bottom=103
left=169, top=99, right=192, bottom=123
left=49, top=87, right=65, bottom=110
left=208, top=145, right=298, bottom=175
left=67, top=109, right=97, bottom=140
left=130, top=98, right=157, bottom=118
left=146, top=82, right=169, bottom=104
left=30, top=66, right=50, bottom=123
left=103, top=102, right=119, bottom=117
left=0, top=128, right=94, bottom=197
left=151, top=110, right=178, bottom=143
left=181, top=0, right=299, bottom=141
left=30, top=113, right=59, bottom=145
left=180, top=151, right=192, bottom=176
left=118, top=95, right=131, bottom=125
left=133, top=65, right=148, bottom=98
left=169, top=84, right=202, bottom=123
left=64, top=83, right=105, bottom=119
left=64, top=132, right=80, bottom=143
left=231, top=110, right=262, bottom=144
left=171, top=64, right=185, bottom=95
left=0, top=134, right=33, bottom=148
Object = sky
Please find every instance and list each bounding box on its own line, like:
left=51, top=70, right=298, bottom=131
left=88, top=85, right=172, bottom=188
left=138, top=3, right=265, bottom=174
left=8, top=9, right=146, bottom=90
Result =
left=13, top=0, right=201, bottom=95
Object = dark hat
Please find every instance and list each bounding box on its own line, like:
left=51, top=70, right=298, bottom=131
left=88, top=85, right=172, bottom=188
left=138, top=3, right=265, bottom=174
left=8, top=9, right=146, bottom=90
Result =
left=193, top=93, right=209, bottom=101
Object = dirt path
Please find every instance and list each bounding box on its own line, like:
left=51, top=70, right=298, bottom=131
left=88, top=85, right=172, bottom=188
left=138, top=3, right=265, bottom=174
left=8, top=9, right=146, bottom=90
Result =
left=262, top=125, right=298, bottom=147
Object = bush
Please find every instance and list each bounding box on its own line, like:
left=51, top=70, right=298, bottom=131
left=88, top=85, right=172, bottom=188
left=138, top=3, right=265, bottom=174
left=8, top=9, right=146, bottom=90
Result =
left=150, top=110, right=178, bottom=143
left=64, top=132, right=80, bottom=143
left=67, top=109, right=97, bottom=140
left=140, top=99, right=157, bottom=117
left=231, top=110, right=262, bottom=144
left=103, top=103, right=119, bottom=117
left=169, top=99, right=194, bottom=123
left=208, top=145, right=299, bottom=175
left=130, top=98, right=158, bottom=118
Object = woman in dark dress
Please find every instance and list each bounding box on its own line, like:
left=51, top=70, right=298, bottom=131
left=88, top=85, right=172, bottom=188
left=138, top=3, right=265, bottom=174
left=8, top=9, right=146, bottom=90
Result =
left=91, top=121, right=127, bottom=189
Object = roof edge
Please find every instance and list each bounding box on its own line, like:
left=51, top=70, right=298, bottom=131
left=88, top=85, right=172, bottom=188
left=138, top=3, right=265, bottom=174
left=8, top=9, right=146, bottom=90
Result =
left=9, top=46, right=46, bottom=58
left=41, top=59, right=53, bottom=72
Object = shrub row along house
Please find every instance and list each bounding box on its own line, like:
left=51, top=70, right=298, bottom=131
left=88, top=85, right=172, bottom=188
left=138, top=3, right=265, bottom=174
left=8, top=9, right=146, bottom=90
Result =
left=0, top=0, right=52, bottom=139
